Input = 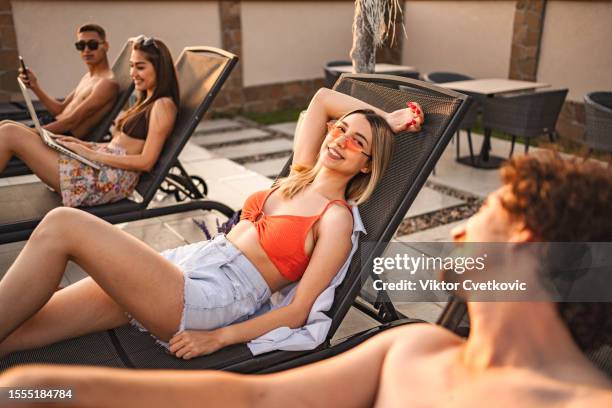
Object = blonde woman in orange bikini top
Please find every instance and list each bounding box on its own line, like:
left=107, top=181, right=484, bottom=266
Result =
left=0, top=88, right=424, bottom=361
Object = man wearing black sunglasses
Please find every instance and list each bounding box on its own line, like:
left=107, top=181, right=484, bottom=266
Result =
left=18, top=23, right=118, bottom=139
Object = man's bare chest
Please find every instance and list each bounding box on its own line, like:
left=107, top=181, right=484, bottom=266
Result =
left=375, top=355, right=570, bottom=408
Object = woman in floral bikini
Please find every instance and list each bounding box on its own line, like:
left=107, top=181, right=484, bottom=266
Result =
left=0, top=36, right=179, bottom=207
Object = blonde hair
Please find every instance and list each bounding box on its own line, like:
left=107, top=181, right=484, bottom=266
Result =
left=277, top=109, right=394, bottom=205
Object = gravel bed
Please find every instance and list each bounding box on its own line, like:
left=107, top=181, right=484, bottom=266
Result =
left=232, top=116, right=294, bottom=138
left=194, top=124, right=244, bottom=136
left=233, top=150, right=293, bottom=165
left=395, top=181, right=483, bottom=237
left=203, top=133, right=286, bottom=150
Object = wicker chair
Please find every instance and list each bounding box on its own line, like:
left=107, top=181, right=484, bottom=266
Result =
left=584, top=92, right=612, bottom=155
left=424, top=71, right=480, bottom=159
left=482, top=88, right=568, bottom=157
left=387, top=69, right=420, bottom=80
left=324, top=60, right=352, bottom=88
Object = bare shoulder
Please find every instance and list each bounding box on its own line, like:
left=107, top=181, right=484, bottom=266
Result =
left=101, top=76, right=119, bottom=89
left=318, top=202, right=353, bottom=235
left=92, top=76, right=119, bottom=93
left=152, top=97, right=177, bottom=113
left=383, top=323, right=463, bottom=355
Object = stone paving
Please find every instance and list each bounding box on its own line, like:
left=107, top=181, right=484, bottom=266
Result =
left=0, top=117, right=523, bottom=343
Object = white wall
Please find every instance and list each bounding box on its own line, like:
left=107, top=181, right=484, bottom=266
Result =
left=12, top=0, right=221, bottom=97
left=402, top=1, right=515, bottom=79
left=241, top=1, right=354, bottom=87
left=538, top=1, right=612, bottom=101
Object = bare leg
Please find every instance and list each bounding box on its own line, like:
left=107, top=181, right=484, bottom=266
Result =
left=0, top=207, right=185, bottom=353
left=0, top=120, right=60, bottom=191
left=0, top=278, right=128, bottom=357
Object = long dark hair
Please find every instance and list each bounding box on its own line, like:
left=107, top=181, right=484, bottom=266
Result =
left=116, top=37, right=180, bottom=132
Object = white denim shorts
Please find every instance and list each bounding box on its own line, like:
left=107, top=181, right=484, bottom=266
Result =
left=129, top=234, right=271, bottom=348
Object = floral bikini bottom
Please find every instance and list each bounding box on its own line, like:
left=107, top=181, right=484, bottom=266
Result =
left=58, top=144, right=140, bottom=207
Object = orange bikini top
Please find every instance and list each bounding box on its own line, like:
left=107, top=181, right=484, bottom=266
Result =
left=241, top=187, right=352, bottom=282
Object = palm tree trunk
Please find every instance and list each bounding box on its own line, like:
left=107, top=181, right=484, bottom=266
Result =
left=350, top=3, right=376, bottom=74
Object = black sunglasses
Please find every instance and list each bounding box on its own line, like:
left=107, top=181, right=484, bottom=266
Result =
left=133, top=35, right=159, bottom=50
left=74, top=40, right=104, bottom=52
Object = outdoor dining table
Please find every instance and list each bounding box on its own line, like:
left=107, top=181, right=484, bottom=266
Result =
left=328, top=63, right=418, bottom=74
left=440, top=78, right=550, bottom=169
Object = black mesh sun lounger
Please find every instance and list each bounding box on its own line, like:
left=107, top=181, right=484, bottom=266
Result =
left=0, top=46, right=239, bottom=244
left=0, top=73, right=472, bottom=373
left=1, top=40, right=136, bottom=179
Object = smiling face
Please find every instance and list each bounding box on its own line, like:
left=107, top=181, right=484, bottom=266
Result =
left=320, top=113, right=373, bottom=178
left=451, top=186, right=533, bottom=243
left=77, top=31, right=107, bottom=66
left=129, top=49, right=157, bottom=93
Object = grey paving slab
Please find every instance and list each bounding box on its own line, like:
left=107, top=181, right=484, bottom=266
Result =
left=0, top=240, right=26, bottom=255
left=396, top=220, right=466, bottom=243
left=119, top=221, right=187, bottom=252
left=428, top=132, right=587, bottom=199
left=183, top=157, right=251, bottom=185
left=164, top=210, right=225, bottom=245
left=331, top=307, right=380, bottom=343
left=428, top=132, right=502, bottom=198
left=64, top=261, right=88, bottom=284
left=243, top=156, right=291, bottom=177
left=210, top=139, right=294, bottom=160
left=0, top=241, right=73, bottom=289
left=405, top=186, right=463, bottom=218
left=395, top=220, right=470, bottom=268
left=192, top=128, right=270, bottom=147
left=184, top=159, right=273, bottom=210
left=60, top=275, right=71, bottom=288
left=178, top=141, right=217, bottom=163
left=195, top=118, right=242, bottom=134
left=395, top=302, right=446, bottom=323
left=267, top=121, right=298, bottom=137
left=0, top=245, right=24, bottom=279
left=4, top=174, right=40, bottom=186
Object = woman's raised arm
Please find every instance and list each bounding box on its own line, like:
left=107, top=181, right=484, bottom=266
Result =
left=292, top=88, right=424, bottom=169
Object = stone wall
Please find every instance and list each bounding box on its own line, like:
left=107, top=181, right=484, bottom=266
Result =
left=0, top=0, right=19, bottom=102
left=508, top=0, right=546, bottom=81
left=214, top=0, right=244, bottom=113
left=1, top=0, right=607, bottom=141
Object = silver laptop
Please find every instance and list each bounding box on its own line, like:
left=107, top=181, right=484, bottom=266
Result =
left=17, top=78, right=101, bottom=170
